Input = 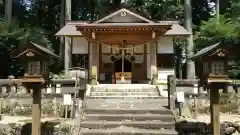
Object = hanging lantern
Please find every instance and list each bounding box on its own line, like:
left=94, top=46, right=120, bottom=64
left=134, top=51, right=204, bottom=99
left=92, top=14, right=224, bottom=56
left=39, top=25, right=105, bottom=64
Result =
left=111, top=55, right=116, bottom=62
left=130, top=55, right=135, bottom=62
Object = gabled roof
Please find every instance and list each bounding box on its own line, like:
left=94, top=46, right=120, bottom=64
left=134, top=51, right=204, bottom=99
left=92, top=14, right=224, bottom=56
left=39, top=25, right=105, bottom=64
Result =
left=165, top=23, right=190, bottom=36
left=93, top=8, right=154, bottom=23
left=30, top=42, right=60, bottom=58
left=55, top=23, right=83, bottom=36
left=190, top=43, right=221, bottom=59
left=12, top=41, right=60, bottom=59
left=56, top=22, right=189, bottom=37
left=55, top=9, right=189, bottom=37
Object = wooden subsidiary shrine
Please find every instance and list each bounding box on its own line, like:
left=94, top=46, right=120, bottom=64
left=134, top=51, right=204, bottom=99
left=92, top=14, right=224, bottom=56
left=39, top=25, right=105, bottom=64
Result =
left=12, top=41, right=59, bottom=81
left=190, top=42, right=232, bottom=87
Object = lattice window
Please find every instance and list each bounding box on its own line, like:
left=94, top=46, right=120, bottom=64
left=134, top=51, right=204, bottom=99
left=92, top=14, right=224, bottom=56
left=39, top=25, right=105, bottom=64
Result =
left=42, top=62, right=48, bottom=74
left=211, top=62, right=224, bottom=74
left=203, top=63, right=209, bottom=74
left=27, top=61, right=41, bottom=74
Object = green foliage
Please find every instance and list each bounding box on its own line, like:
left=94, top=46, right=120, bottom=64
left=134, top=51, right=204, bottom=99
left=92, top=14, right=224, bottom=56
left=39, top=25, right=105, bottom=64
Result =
left=194, top=16, right=239, bottom=51
left=125, top=0, right=184, bottom=21
left=194, top=14, right=240, bottom=78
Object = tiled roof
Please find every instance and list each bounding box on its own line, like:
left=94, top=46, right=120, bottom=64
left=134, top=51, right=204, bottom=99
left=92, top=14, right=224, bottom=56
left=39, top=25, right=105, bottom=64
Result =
left=56, top=22, right=189, bottom=37
left=30, top=41, right=60, bottom=58
left=190, top=43, right=221, bottom=59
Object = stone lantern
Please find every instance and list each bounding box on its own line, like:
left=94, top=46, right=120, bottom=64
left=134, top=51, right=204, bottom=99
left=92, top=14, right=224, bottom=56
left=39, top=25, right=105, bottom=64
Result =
left=12, top=41, right=59, bottom=135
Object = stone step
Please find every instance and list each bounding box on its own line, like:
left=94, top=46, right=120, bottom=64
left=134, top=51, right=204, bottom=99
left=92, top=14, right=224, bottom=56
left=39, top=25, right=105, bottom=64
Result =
left=84, top=108, right=172, bottom=115
left=83, top=114, right=174, bottom=122
left=81, top=120, right=175, bottom=129
left=80, top=127, right=178, bottom=135
left=88, top=96, right=163, bottom=99
left=91, top=88, right=158, bottom=92
left=90, top=92, right=159, bottom=96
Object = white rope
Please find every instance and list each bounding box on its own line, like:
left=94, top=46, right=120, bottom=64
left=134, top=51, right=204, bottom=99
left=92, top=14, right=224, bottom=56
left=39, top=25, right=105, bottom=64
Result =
left=84, top=36, right=148, bottom=50
left=101, top=44, right=139, bottom=50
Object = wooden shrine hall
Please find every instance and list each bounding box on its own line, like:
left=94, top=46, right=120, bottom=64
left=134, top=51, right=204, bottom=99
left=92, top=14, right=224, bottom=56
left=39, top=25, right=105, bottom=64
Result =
left=56, top=8, right=190, bottom=84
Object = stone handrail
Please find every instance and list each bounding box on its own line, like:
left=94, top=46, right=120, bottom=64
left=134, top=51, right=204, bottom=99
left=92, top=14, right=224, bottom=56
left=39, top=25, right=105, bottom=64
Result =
left=176, top=79, right=200, bottom=86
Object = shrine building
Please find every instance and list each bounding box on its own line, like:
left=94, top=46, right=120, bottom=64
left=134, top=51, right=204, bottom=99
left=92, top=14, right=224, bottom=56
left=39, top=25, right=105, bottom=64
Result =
left=56, top=8, right=189, bottom=83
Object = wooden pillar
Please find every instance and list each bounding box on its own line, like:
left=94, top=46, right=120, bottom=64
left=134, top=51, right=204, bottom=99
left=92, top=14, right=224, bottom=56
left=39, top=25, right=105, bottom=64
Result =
left=150, top=42, right=157, bottom=79
left=64, top=0, right=71, bottom=75
left=32, top=84, right=42, bottom=135
left=89, top=42, right=98, bottom=83
left=209, top=84, right=220, bottom=135
left=167, top=75, right=176, bottom=109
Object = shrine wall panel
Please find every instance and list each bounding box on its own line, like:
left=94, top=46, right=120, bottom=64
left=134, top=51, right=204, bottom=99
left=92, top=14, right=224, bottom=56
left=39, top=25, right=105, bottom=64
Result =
left=101, top=44, right=111, bottom=54
left=157, top=37, right=173, bottom=54
left=72, top=37, right=88, bottom=54
left=134, top=45, right=144, bottom=54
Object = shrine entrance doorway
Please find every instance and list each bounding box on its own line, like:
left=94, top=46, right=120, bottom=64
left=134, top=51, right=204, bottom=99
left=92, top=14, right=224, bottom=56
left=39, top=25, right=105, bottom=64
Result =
left=114, top=58, right=132, bottom=72
left=114, top=57, right=132, bottom=83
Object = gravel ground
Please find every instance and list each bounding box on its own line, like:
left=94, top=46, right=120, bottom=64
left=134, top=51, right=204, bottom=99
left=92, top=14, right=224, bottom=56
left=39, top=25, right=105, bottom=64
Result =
left=196, top=114, right=240, bottom=124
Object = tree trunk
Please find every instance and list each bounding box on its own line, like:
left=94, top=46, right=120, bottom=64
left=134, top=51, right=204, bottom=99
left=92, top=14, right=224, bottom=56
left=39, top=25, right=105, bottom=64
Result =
left=5, top=0, right=12, bottom=24
left=216, top=0, right=220, bottom=23
left=64, top=0, right=72, bottom=75
left=59, top=0, right=65, bottom=58
left=184, top=0, right=195, bottom=79
left=89, top=0, right=94, bottom=21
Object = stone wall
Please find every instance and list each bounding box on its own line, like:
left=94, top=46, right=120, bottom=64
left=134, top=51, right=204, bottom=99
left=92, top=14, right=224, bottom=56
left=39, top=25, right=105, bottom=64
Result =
left=176, top=121, right=240, bottom=135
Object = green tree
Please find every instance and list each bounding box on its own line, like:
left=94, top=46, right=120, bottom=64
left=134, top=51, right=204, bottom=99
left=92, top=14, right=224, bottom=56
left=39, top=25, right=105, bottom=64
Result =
left=194, top=16, right=240, bottom=77
left=0, top=17, right=52, bottom=77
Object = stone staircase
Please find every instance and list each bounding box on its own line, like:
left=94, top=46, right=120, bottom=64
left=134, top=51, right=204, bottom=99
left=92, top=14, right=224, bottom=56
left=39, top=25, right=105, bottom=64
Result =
left=89, top=84, right=162, bottom=99
left=75, top=84, right=177, bottom=135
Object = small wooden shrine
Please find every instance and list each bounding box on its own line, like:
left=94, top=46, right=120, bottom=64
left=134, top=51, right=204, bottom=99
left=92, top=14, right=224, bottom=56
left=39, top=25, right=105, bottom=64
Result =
left=190, top=43, right=230, bottom=86
left=12, top=41, right=59, bottom=82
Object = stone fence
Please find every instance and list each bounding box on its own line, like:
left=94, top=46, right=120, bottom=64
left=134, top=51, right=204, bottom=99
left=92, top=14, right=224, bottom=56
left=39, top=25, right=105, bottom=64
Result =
left=0, top=78, right=88, bottom=119
left=0, top=78, right=87, bottom=95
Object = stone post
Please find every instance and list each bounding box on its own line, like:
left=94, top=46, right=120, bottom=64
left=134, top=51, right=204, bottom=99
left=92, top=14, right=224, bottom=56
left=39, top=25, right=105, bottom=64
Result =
left=53, top=97, right=58, bottom=117
left=167, top=75, right=176, bottom=109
